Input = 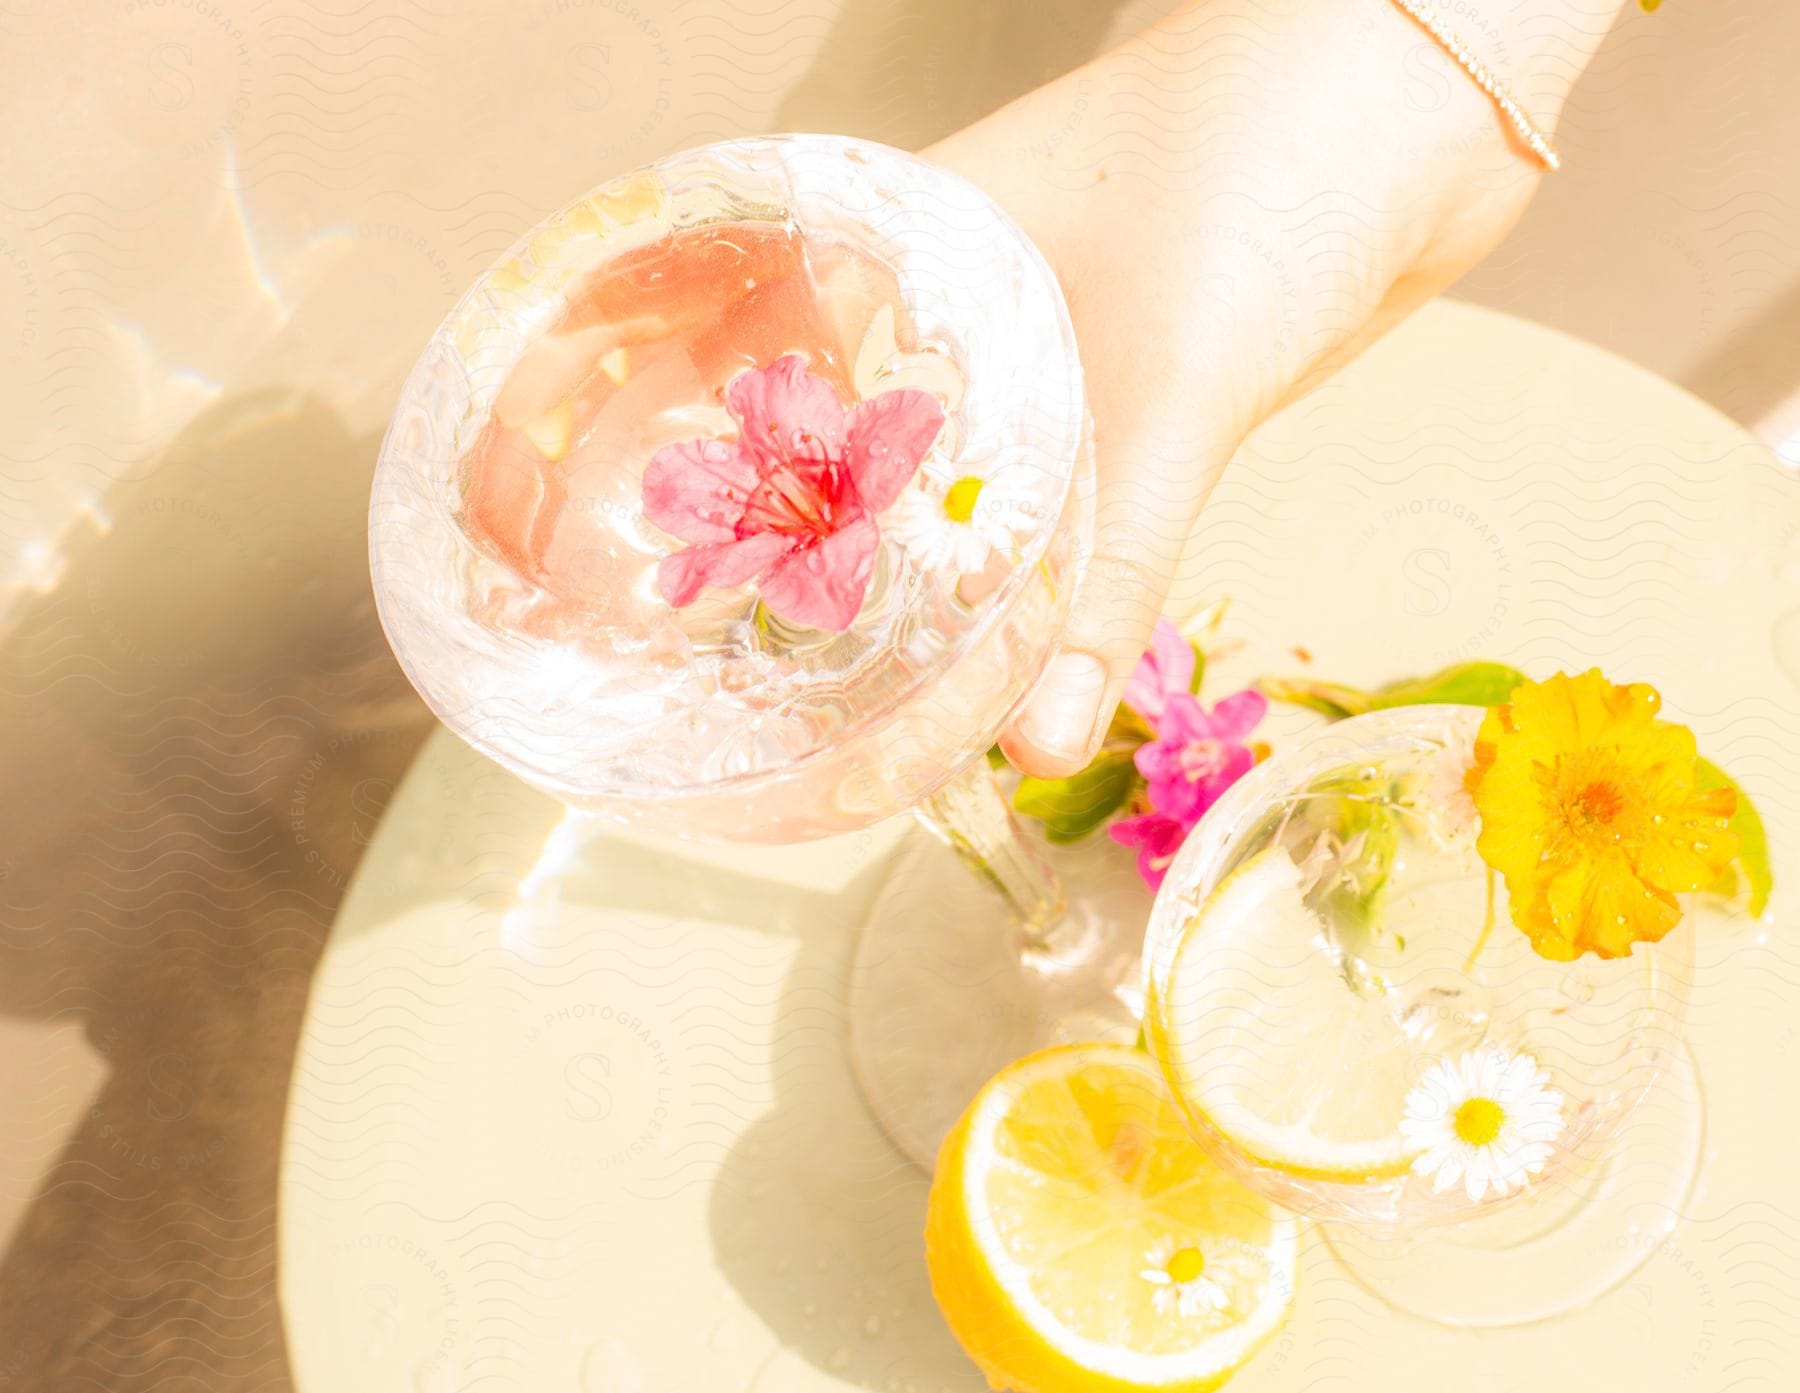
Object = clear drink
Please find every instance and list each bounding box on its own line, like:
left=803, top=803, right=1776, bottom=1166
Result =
left=1142, top=706, right=1692, bottom=1229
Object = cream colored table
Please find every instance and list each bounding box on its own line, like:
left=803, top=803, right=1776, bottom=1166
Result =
left=280, top=301, right=1799, bottom=1392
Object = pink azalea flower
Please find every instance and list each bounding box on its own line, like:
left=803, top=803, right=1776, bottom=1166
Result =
left=1122, top=617, right=1196, bottom=726
left=1109, top=809, right=1193, bottom=892
left=641, top=355, right=944, bottom=631
left=1134, top=689, right=1268, bottom=824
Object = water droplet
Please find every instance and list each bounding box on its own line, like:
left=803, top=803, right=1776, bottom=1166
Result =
left=1652, top=814, right=1665, bottom=825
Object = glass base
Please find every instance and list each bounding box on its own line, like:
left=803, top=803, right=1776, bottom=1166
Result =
left=848, top=822, right=1150, bottom=1170
left=1325, top=1041, right=1705, bottom=1327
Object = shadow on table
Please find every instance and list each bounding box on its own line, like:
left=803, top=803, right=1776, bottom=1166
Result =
left=701, top=834, right=986, bottom=1393
left=0, top=389, right=433, bottom=1391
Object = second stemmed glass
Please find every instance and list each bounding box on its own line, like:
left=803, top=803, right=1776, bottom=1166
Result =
left=1138, top=705, right=1703, bottom=1326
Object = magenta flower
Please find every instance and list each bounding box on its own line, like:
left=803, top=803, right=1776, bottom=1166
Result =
left=1135, top=689, right=1267, bottom=824
left=1109, top=809, right=1193, bottom=892
left=641, top=355, right=944, bottom=631
left=1109, top=688, right=1264, bottom=891
left=1122, top=617, right=1196, bottom=726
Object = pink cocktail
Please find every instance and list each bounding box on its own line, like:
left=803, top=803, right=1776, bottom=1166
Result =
left=460, top=219, right=913, bottom=622
left=371, top=137, right=1088, bottom=843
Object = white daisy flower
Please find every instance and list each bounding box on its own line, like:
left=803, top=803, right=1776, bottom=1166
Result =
left=1400, top=1045, right=1565, bottom=1202
left=884, top=453, right=1050, bottom=578
left=1139, top=1237, right=1230, bottom=1320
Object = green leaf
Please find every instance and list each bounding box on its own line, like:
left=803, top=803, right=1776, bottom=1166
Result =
left=1369, top=662, right=1527, bottom=711
left=1189, top=641, right=1207, bottom=695
left=1013, top=749, right=1139, bottom=844
left=1108, top=702, right=1157, bottom=746
left=1696, top=757, right=1773, bottom=916
left=986, top=744, right=1010, bottom=770
left=1261, top=661, right=1527, bottom=721
left=1256, top=676, right=1373, bottom=720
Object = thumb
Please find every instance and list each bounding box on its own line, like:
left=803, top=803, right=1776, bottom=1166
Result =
left=1000, top=430, right=1229, bottom=778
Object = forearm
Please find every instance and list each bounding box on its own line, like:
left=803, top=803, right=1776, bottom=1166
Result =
left=931, top=0, right=1628, bottom=442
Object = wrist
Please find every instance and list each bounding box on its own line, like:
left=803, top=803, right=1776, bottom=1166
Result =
left=925, top=0, right=1621, bottom=447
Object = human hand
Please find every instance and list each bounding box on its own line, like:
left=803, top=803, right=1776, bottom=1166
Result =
left=924, top=0, right=1626, bottom=775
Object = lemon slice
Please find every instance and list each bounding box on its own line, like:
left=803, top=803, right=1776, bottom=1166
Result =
left=1153, top=847, right=1422, bottom=1182
left=926, top=1044, right=1296, bottom=1393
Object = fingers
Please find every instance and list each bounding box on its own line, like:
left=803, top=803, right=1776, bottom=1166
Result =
left=1001, top=424, right=1228, bottom=777
left=918, top=52, right=1271, bottom=777
left=1002, top=541, right=1165, bottom=777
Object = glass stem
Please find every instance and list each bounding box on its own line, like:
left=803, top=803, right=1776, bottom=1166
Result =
left=915, top=762, right=1067, bottom=947
left=1462, top=865, right=1498, bottom=974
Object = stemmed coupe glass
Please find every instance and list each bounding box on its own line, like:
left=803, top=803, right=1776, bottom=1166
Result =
left=370, top=134, right=1140, bottom=1169
left=1139, top=705, right=1702, bottom=1326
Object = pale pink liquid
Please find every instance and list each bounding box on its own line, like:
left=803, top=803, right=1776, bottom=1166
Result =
left=457, top=219, right=914, bottom=625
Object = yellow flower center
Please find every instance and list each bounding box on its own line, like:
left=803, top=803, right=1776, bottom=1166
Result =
left=1166, top=1246, right=1207, bottom=1284
left=943, top=475, right=985, bottom=524
left=1453, top=1097, right=1506, bottom=1146
left=1573, top=779, right=1625, bottom=827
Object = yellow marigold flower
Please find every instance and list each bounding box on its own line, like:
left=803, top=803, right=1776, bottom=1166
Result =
left=1466, top=670, right=1738, bottom=960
